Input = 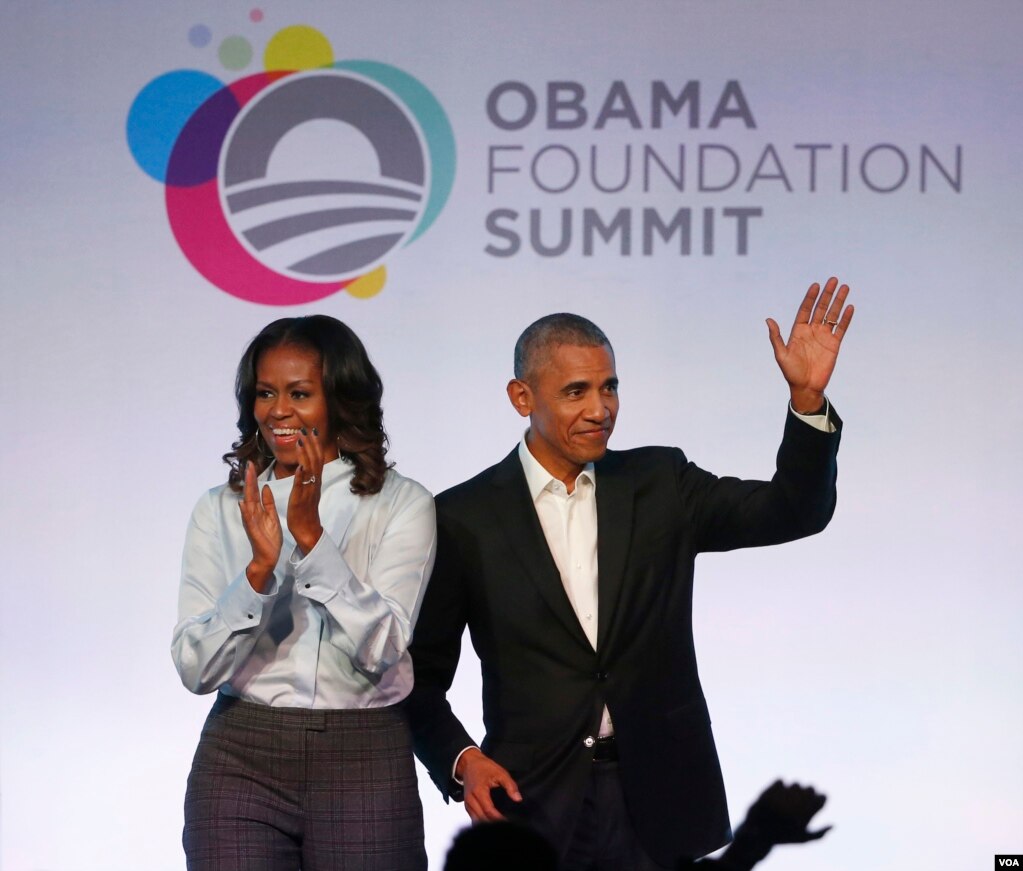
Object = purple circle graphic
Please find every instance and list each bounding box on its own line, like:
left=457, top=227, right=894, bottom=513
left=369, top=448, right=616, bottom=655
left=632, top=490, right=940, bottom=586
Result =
left=188, top=24, right=212, bottom=48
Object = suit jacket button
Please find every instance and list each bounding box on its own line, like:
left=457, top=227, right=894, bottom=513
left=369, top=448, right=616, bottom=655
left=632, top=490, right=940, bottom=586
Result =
left=596, top=671, right=608, bottom=681
left=583, top=736, right=595, bottom=748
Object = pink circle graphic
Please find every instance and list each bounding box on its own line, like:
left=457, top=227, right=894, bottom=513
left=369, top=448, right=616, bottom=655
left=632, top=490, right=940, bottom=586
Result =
left=164, top=72, right=348, bottom=305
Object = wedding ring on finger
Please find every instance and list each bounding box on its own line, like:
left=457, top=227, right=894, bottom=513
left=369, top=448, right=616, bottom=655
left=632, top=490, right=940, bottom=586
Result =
left=302, top=475, right=317, bottom=485
left=823, top=319, right=838, bottom=327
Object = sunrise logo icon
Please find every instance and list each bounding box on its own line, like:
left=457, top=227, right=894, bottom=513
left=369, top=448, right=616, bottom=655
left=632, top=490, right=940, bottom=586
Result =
left=220, top=70, right=429, bottom=281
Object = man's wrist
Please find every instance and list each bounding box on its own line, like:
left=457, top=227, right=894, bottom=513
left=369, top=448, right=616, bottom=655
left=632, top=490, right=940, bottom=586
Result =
left=452, top=745, right=479, bottom=785
left=788, top=388, right=826, bottom=415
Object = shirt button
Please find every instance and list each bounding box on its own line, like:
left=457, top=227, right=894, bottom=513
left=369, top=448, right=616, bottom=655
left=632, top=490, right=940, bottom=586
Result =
left=583, top=736, right=595, bottom=748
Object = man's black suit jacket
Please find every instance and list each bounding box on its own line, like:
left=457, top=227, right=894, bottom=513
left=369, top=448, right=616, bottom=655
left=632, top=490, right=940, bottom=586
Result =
left=406, top=410, right=841, bottom=865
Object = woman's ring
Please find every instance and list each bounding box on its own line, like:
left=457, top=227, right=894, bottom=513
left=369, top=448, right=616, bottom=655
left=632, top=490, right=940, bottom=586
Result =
left=302, top=475, right=317, bottom=485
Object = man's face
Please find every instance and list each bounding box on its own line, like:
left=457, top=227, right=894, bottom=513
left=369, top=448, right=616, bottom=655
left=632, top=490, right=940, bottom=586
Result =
left=508, top=342, right=619, bottom=485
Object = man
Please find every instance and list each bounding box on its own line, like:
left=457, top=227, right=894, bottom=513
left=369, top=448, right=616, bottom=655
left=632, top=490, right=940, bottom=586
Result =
left=407, top=279, right=853, bottom=870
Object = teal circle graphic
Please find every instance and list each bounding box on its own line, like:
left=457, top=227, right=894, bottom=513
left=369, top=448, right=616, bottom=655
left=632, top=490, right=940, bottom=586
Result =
left=126, top=70, right=224, bottom=182
left=336, top=60, right=456, bottom=244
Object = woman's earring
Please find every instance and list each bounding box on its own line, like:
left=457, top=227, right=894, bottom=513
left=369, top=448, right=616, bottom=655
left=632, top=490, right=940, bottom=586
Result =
left=255, top=431, right=273, bottom=458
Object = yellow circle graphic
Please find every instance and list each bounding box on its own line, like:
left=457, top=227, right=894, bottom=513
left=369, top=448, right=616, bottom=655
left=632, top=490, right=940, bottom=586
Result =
left=346, top=266, right=387, bottom=299
left=264, top=25, right=334, bottom=71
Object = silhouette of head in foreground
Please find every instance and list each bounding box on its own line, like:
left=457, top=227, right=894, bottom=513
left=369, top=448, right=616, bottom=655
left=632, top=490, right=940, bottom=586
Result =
left=444, top=820, right=559, bottom=871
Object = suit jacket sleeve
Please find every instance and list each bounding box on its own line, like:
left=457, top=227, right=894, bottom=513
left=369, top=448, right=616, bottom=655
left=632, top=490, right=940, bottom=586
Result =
left=682, top=407, right=842, bottom=553
left=404, top=512, right=476, bottom=801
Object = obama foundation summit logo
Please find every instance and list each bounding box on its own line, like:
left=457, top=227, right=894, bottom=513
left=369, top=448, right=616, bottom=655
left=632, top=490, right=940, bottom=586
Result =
left=127, top=19, right=455, bottom=305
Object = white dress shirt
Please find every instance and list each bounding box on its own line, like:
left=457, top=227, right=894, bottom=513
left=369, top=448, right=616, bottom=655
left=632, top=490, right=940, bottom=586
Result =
left=171, top=458, right=436, bottom=709
left=518, top=438, right=615, bottom=736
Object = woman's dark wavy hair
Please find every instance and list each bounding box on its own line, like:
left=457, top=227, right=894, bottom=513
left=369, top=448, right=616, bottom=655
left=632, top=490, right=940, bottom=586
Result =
left=223, top=316, right=391, bottom=495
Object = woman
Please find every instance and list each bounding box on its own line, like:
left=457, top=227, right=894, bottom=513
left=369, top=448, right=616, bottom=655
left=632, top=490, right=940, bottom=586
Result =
left=172, top=315, right=435, bottom=870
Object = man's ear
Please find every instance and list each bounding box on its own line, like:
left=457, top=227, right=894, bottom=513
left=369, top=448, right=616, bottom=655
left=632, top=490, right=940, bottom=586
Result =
left=506, top=379, right=533, bottom=418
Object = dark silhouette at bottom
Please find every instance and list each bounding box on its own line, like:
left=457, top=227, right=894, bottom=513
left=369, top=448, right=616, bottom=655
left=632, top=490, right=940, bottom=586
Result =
left=678, top=780, right=831, bottom=871
left=444, top=820, right=559, bottom=871
left=442, top=780, right=828, bottom=870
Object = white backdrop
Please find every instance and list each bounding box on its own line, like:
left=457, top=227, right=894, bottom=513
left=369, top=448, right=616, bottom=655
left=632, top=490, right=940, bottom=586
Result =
left=2, top=2, right=1021, bottom=869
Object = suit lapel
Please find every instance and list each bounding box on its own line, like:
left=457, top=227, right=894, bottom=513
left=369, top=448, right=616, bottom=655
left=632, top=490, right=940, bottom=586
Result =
left=488, top=449, right=593, bottom=651
left=595, top=450, right=634, bottom=651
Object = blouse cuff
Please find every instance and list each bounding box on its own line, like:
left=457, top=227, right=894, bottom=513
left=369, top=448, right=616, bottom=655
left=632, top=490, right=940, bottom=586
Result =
left=219, top=570, right=281, bottom=631
left=291, top=531, right=355, bottom=604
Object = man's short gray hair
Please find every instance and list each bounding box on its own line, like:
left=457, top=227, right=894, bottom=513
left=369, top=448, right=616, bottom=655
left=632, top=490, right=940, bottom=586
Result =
left=513, top=313, right=613, bottom=383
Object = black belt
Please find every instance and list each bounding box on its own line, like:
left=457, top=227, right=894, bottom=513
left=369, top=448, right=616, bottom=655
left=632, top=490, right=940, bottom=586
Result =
left=591, top=735, right=618, bottom=763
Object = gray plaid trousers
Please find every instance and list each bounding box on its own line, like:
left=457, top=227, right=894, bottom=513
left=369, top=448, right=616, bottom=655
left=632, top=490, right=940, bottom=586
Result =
left=183, top=695, right=426, bottom=871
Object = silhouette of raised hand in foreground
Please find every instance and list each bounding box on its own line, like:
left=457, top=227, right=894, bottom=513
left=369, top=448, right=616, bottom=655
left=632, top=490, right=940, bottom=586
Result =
left=677, top=780, right=831, bottom=871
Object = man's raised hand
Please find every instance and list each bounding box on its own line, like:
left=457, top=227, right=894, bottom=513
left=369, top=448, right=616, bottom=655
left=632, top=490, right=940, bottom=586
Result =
left=766, top=277, right=854, bottom=413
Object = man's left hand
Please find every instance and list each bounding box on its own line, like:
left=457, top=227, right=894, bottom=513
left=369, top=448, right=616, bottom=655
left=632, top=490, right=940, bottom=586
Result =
left=767, top=277, right=854, bottom=413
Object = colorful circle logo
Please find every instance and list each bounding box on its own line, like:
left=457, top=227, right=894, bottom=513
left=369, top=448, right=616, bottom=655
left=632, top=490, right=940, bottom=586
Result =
left=126, top=23, right=455, bottom=304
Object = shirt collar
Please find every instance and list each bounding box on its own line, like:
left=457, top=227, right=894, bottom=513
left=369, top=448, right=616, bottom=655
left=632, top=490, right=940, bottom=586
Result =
left=257, top=455, right=354, bottom=493
left=517, top=431, right=596, bottom=501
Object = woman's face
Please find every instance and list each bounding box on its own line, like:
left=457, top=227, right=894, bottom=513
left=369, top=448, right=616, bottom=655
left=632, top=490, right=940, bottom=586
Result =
left=253, top=344, right=338, bottom=478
